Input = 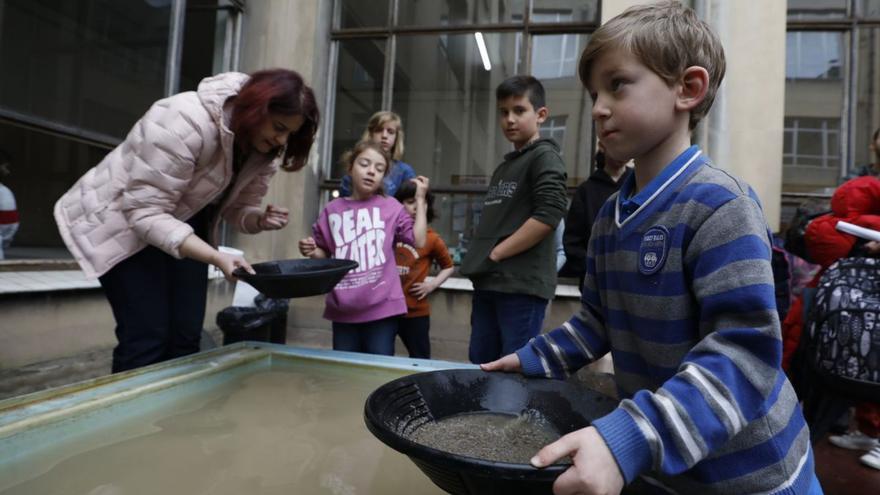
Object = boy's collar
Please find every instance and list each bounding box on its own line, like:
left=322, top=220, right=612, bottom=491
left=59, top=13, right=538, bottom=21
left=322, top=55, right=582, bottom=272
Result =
left=615, top=145, right=703, bottom=227
left=504, top=137, right=559, bottom=160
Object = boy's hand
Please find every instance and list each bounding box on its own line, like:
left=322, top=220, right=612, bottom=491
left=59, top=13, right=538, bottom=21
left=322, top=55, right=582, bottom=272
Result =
left=411, top=175, right=430, bottom=199
left=258, top=204, right=289, bottom=230
left=532, top=426, right=624, bottom=495
left=299, top=236, right=317, bottom=257
left=409, top=280, right=437, bottom=300
left=480, top=352, right=522, bottom=373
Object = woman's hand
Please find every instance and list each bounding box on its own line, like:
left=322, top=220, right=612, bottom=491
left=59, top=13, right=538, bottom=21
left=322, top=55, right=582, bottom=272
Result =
left=532, top=426, right=624, bottom=495
left=212, top=251, right=254, bottom=282
left=865, top=240, right=880, bottom=256
left=258, top=204, right=289, bottom=230
left=480, top=352, right=522, bottom=373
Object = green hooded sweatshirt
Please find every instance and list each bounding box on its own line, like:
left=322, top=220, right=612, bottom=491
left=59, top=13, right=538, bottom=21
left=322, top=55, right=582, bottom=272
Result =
left=460, top=138, right=568, bottom=300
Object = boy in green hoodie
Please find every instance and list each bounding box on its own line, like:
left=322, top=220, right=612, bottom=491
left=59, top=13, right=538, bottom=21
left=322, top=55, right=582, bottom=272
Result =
left=459, top=75, right=568, bottom=364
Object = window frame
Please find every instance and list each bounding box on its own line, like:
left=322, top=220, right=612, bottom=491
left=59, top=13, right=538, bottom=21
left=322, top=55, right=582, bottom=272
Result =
left=322, top=0, right=601, bottom=198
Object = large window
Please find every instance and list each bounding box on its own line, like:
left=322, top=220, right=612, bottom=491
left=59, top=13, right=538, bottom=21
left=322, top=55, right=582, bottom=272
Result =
left=0, top=0, right=242, bottom=262
left=327, top=0, right=599, bottom=258
left=784, top=1, right=880, bottom=195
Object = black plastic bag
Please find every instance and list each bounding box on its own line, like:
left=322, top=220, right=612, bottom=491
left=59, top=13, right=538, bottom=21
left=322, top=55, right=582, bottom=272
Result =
left=216, top=295, right=289, bottom=345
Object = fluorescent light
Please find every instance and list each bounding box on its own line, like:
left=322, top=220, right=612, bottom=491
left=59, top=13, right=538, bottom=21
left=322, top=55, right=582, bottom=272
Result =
left=474, top=32, right=491, bottom=71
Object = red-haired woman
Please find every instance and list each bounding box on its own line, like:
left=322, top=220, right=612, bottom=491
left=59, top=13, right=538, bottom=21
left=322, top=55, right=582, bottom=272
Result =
left=55, top=69, right=319, bottom=372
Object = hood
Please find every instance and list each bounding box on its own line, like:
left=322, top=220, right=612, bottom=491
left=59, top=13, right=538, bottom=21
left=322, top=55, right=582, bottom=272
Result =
left=197, top=72, right=250, bottom=130
left=503, top=137, right=560, bottom=161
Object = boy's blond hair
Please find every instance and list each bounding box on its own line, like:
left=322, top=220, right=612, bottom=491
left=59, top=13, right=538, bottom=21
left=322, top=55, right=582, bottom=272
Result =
left=360, top=111, right=405, bottom=161
left=579, top=1, right=725, bottom=130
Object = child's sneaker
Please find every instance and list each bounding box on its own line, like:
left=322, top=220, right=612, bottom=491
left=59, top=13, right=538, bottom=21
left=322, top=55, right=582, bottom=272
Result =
left=828, top=430, right=880, bottom=451
left=861, top=446, right=880, bottom=470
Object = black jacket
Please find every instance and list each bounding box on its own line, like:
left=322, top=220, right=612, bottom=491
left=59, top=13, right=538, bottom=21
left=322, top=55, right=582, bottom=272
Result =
left=561, top=166, right=631, bottom=284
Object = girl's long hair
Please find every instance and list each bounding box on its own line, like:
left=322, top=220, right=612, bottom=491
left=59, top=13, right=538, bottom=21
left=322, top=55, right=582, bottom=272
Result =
left=360, top=111, right=405, bottom=161
left=230, top=68, right=320, bottom=171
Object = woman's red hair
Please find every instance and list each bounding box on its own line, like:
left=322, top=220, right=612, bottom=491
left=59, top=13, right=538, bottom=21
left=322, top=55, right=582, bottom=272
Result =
left=229, top=68, right=319, bottom=172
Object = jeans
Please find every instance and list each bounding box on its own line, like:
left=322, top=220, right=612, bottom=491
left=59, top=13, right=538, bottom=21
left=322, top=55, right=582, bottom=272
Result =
left=98, top=209, right=209, bottom=373
left=398, top=315, right=430, bottom=359
left=468, top=289, right=548, bottom=364
left=332, top=316, right=399, bottom=355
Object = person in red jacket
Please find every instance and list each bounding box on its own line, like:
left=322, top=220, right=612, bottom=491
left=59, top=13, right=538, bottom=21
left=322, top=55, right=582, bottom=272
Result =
left=793, top=175, right=880, bottom=470
left=0, top=154, right=18, bottom=260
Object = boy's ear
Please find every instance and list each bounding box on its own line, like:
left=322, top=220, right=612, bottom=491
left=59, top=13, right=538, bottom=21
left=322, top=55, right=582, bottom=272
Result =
left=536, top=106, right=549, bottom=124
left=675, top=66, right=710, bottom=112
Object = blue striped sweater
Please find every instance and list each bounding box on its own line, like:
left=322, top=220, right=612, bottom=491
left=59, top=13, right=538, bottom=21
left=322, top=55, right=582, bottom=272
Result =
left=516, top=146, right=818, bottom=494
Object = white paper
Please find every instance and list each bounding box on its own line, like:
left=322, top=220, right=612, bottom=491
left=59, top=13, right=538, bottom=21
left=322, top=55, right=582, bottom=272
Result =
left=835, top=221, right=880, bottom=242
left=232, top=280, right=259, bottom=307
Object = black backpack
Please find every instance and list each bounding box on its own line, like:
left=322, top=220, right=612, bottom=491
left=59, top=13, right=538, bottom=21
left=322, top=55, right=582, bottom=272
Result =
left=804, top=257, right=880, bottom=402
left=783, top=198, right=831, bottom=264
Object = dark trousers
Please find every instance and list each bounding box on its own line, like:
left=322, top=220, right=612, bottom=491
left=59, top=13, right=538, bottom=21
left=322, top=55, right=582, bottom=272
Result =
left=99, top=211, right=209, bottom=373
left=332, top=316, right=399, bottom=355
left=398, top=315, right=431, bottom=359
left=468, top=289, right=548, bottom=364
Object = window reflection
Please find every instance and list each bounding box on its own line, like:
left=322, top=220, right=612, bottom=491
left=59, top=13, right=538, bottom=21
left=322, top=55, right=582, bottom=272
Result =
left=0, top=0, right=169, bottom=139
left=787, top=0, right=849, bottom=20
left=391, top=32, right=521, bottom=187
left=531, top=0, right=599, bottom=23
left=0, top=122, right=107, bottom=258
left=786, top=32, right=843, bottom=80
left=784, top=31, right=846, bottom=191
left=854, top=26, right=880, bottom=171
left=331, top=39, right=386, bottom=179
left=397, top=0, right=526, bottom=27
left=338, top=0, right=390, bottom=29
left=860, top=0, right=880, bottom=17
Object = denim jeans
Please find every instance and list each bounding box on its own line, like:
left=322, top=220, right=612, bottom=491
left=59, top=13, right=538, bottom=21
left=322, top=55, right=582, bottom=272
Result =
left=468, top=289, right=548, bottom=364
left=398, top=315, right=430, bottom=359
left=332, top=316, right=399, bottom=355
left=99, top=209, right=210, bottom=373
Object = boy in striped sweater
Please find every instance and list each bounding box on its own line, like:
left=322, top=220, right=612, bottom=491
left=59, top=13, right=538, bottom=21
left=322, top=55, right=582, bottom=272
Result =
left=483, top=2, right=821, bottom=494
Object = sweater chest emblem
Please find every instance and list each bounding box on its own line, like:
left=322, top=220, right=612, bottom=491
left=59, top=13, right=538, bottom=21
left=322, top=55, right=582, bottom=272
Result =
left=638, top=225, right=669, bottom=275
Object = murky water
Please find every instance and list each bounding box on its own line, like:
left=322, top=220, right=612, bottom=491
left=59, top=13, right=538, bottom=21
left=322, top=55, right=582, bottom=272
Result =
left=409, top=410, right=563, bottom=464
left=0, top=360, right=444, bottom=495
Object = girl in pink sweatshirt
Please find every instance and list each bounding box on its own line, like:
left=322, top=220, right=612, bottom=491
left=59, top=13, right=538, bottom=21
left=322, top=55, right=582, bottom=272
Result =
left=299, top=140, right=428, bottom=355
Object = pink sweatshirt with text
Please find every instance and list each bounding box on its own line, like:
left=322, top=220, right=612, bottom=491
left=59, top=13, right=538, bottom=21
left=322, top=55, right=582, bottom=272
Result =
left=312, top=195, right=414, bottom=323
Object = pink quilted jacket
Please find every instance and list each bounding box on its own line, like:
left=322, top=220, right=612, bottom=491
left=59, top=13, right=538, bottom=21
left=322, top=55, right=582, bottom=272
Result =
left=54, top=73, right=282, bottom=278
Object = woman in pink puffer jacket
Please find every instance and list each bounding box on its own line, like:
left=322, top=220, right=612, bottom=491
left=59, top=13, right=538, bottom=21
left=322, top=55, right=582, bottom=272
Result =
left=54, top=69, right=319, bottom=372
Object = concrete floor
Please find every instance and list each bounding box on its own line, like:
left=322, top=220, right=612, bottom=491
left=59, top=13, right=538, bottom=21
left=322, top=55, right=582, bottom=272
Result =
left=814, top=434, right=880, bottom=494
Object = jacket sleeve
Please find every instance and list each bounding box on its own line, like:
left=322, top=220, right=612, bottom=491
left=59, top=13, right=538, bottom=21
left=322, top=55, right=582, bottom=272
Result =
left=529, top=150, right=568, bottom=228
left=223, top=160, right=278, bottom=234
left=120, top=97, right=206, bottom=258
left=595, top=198, right=783, bottom=482
left=516, top=225, right=610, bottom=377
left=312, top=206, right=332, bottom=254
left=563, top=182, right=589, bottom=276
